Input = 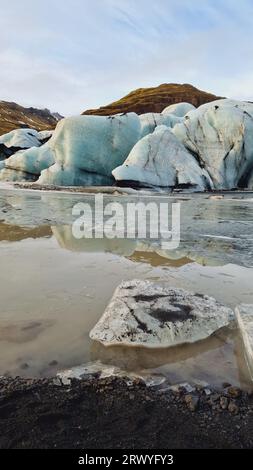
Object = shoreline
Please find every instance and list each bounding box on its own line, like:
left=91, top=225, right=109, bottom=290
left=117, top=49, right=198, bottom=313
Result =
left=7, top=181, right=253, bottom=196
left=1, top=181, right=253, bottom=449
left=0, top=375, right=252, bottom=449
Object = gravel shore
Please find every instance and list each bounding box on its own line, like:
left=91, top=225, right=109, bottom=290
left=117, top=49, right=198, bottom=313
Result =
left=0, top=376, right=253, bottom=449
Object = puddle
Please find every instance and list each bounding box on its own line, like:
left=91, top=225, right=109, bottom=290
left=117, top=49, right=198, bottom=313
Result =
left=0, top=186, right=253, bottom=389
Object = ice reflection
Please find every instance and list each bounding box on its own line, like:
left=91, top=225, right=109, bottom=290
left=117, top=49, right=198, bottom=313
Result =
left=0, top=186, right=253, bottom=386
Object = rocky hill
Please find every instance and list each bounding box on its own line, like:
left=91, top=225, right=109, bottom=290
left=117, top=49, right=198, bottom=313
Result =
left=83, top=83, right=223, bottom=116
left=0, top=101, right=63, bottom=135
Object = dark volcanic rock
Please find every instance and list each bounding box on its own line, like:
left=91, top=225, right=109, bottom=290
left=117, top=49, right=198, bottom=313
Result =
left=0, top=143, right=17, bottom=160
left=0, top=376, right=252, bottom=449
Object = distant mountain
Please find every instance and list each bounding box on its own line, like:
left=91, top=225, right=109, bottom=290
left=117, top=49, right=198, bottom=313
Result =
left=0, top=101, right=63, bottom=135
left=83, top=83, right=223, bottom=116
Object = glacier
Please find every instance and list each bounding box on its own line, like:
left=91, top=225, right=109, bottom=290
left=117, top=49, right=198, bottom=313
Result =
left=139, top=112, right=182, bottom=137
left=112, top=125, right=213, bottom=190
left=0, top=127, right=54, bottom=181
left=38, top=113, right=141, bottom=186
left=172, top=99, right=253, bottom=189
left=0, top=128, right=43, bottom=149
left=1, top=144, right=54, bottom=179
left=162, top=102, right=196, bottom=117
left=1, top=99, right=253, bottom=190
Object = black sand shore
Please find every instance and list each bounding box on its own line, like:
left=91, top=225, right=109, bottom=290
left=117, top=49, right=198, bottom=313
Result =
left=0, top=376, right=253, bottom=449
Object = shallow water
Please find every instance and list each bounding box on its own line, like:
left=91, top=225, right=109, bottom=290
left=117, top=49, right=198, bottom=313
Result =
left=0, top=185, right=253, bottom=389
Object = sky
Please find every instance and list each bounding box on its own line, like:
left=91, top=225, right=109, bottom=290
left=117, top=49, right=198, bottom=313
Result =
left=0, top=0, right=253, bottom=115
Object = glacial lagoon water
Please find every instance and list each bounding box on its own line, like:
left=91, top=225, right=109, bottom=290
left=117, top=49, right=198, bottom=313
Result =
left=0, top=184, right=253, bottom=389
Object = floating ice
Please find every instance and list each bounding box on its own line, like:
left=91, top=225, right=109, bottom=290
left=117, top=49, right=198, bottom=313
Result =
left=90, top=279, right=234, bottom=348
left=235, top=304, right=253, bottom=381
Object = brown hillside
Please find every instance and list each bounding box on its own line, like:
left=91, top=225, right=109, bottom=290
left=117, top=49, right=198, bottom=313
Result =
left=83, top=83, right=223, bottom=116
left=0, top=101, right=62, bottom=135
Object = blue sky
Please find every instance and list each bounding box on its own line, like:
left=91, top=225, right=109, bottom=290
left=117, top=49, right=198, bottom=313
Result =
left=1, top=0, right=253, bottom=115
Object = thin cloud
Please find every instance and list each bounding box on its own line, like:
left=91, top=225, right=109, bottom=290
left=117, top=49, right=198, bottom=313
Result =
left=0, top=0, right=252, bottom=114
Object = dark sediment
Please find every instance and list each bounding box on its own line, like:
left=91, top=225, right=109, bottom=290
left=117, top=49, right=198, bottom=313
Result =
left=0, top=376, right=253, bottom=449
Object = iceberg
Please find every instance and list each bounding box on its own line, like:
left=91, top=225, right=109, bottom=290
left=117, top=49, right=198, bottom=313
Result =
left=0, top=167, right=37, bottom=182
left=235, top=304, right=253, bottom=381
left=37, top=130, right=54, bottom=143
left=113, top=125, right=213, bottom=190
left=0, top=128, right=42, bottom=149
left=38, top=114, right=141, bottom=186
left=90, top=279, right=234, bottom=348
left=139, top=112, right=182, bottom=137
left=1, top=100, right=253, bottom=190
left=172, top=99, right=253, bottom=189
left=162, top=102, right=196, bottom=117
left=3, top=144, right=54, bottom=176
left=39, top=163, right=113, bottom=186
left=0, top=127, right=54, bottom=181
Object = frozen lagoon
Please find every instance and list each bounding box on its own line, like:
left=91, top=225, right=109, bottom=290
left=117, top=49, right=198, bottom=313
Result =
left=0, top=183, right=253, bottom=389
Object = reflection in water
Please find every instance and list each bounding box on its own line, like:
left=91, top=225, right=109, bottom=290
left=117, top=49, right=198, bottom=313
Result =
left=1, top=187, right=253, bottom=266
left=127, top=251, right=192, bottom=268
left=52, top=225, right=137, bottom=256
left=52, top=225, right=193, bottom=267
left=90, top=325, right=252, bottom=390
left=51, top=222, right=253, bottom=268
left=52, top=224, right=238, bottom=270
left=0, top=188, right=253, bottom=387
left=90, top=326, right=235, bottom=371
left=0, top=222, right=52, bottom=242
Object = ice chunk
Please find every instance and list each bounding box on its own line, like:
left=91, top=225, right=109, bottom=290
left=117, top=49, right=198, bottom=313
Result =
left=139, top=112, right=182, bottom=137
left=162, top=102, right=196, bottom=117
left=113, top=125, right=213, bottom=190
left=39, top=162, right=113, bottom=186
left=38, top=113, right=141, bottom=186
left=37, top=130, right=54, bottom=142
left=0, top=167, right=36, bottom=182
left=90, top=279, right=234, bottom=348
left=173, top=99, right=253, bottom=189
left=235, top=304, right=253, bottom=381
left=0, top=128, right=41, bottom=149
left=4, top=143, right=54, bottom=176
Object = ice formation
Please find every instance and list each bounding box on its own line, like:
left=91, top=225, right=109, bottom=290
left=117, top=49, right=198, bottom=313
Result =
left=172, top=99, right=253, bottom=189
left=162, top=102, right=196, bottom=117
left=38, top=114, right=141, bottom=186
left=90, top=279, right=233, bottom=348
left=0, top=128, right=42, bottom=149
left=112, top=125, right=213, bottom=190
left=1, top=99, right=253, bottom=190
